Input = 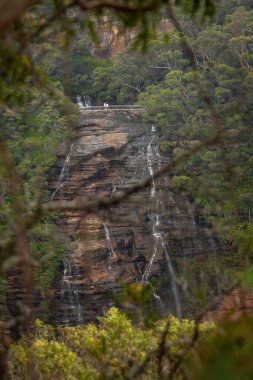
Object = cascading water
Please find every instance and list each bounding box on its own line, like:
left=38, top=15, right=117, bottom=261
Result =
left=61, top=259, right=83, bottom=325
left=83, top=95, right=92, bottom=107
left=103, top=222, right=116, bottom=269
left=77, top=95, right=85, bottom=109
left=147, top=136, right=156, bottom=199
left=53, top=144, right=84, bottom=324
left=51, top=112, right=221, bottom=324
left=77, top=95, right=91, bottom=108
left=51, top=144, right=73, bottom=200
left=144, top=132, right=182, bottom=317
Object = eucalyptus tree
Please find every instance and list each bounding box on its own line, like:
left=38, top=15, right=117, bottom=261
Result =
left=1, top=1, right=253, bottom=379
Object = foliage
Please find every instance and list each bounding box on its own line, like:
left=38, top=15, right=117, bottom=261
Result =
left=159, top=140, right=175, bottom=153
left=187, top=316, right=253, bottom=380
left=7, top=307, right=214, bottom=379
left=171, top=175, right=194, bottom=191
left=136, top=5, right=253, bottom=258
left=0, top=86, right=76, bottom=314
left=0, top=0, right=253, bottom=379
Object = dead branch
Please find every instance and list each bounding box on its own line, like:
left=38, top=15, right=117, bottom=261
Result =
left=0, top=133, right=33, bottom=316
left=27, top=133, right=219, bottom=226
left=0, top=132, right=34, bottom=379
left=75, top=0, right=156, bottom=14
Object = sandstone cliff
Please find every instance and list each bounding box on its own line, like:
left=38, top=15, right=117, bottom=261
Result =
left=48, top=110, right=221, bottom=325
left=92, top=16, right=172, bottom=57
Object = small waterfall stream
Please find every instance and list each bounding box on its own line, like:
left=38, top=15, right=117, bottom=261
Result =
left=51, top=144, right=73, bottom=200
left=83, top=95, right=92, bottom=107
left=77, top=95, right=91, bottom=108
left=102, top=222, right=116, bottom=269
left=77, top=95, right=85, bottom=109
left=61, top=259, right=83, bottom=325
left=52, top=144, right=84, bottom=324
left=144, top=132, right=182, bottom=317
left=147, top=136, right=156, bottom=199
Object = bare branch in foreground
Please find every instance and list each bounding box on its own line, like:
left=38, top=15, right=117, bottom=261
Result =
left=0, top=0, right=34, bottom=33
left=124, top=281, right=239, bottom=380
left=0, top=133, right=33, bottom=317
left=30, top=133, right=219, bottom=223
left=75, top=0, right=156, bottom=14
left=0, top=131, right=33, bottom=378
left=0, top=132, right=219, bottom=265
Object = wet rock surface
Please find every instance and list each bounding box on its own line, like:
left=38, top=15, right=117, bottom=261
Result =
left=48, top=110, right=221, bottom=325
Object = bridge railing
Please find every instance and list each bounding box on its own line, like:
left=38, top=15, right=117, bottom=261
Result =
left=80, top=105, right=145, bottom=111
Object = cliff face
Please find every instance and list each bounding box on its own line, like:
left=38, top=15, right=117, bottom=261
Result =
left=92, top=16, right=131, bottom=57
left=48, top=110, right=220, bottom=325
left=205, top=287, right=253, bottom=322
left=92, top=16, right=172, bottom=57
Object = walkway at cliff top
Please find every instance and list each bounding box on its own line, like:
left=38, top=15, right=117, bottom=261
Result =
left=80, top=105, right=145, bottom=112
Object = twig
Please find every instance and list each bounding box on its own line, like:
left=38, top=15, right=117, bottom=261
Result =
left=26, top=133, right=218, bottom=226
left=75, top=0, right=157, bottom=14
left=168, top=281, right=239, bottom=379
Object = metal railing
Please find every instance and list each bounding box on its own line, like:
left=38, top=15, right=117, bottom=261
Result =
left=80, top=104, right=145, bottom=111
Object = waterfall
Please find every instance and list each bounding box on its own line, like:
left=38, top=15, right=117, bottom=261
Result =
left=142, top=209, right=181, bottom=316
left=103, top=223, right=116, bottom=267
left=61, top=259, right=83, bottom=325
left=53, top=116, right=220, bottom=324
left=77, top=95, right=85, bottom=109
left=144, top=134, right=182, bottom=318
left=146, top=136, right=156, bottom=199
left=161, top=239, right=182, bottom=318
left=77, top=95, right=91, bottom=108
left=147, top=211, right=182, bottom=318
left=83, top=95, right=91, bottom=107
left=142, top=242, right=158, bottom=283
left=111, top=186, right=117, bottom=197
left=51, top=144, right=73, bottom=200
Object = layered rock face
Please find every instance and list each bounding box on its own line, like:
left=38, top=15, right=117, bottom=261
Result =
left=205, top=287, right=253, bottom=322
left=49, top=110, right=220, bottom=325
left=93, top=16, right=172, bottom=57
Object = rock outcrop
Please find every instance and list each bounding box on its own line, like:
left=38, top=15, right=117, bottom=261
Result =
left=93, top=16, right=172, bottom=57
left=205, top=287, right=253, bottom=322
left=48, top=110, right=221, bottom=325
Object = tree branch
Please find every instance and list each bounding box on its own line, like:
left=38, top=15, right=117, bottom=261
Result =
left=75, top=0, right=156, bottom=13
left=0, top=0, right=34, bottom=33
left=27, top=133, right=218, bottom=223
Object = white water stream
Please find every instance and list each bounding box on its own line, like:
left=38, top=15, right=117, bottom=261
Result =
left=56, top=121, right=205, bottom=323
left=103, top=222, right=116, bottom=270
left=77, top=95, right=92, bottom=108
left=51, top=144, right=73, bottom=200
left=143, top=133, right=182, bottom=318
left=61, top=259, right=83, bottom=324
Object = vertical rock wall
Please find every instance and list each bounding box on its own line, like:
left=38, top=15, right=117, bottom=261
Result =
left=48, top=110, right=220, bottom=325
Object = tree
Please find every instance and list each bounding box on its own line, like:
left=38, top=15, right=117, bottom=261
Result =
left=0, top=1, right=253, bottom=379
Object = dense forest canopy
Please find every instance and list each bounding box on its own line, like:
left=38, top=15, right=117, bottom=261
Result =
left=0, top=0, right=252, bottom=379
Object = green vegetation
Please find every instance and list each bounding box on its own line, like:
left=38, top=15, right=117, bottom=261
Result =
left=6, top=306, right=253, bottom=379
left=0, top=0, right=253, bottom=378
left=71, top=1, right=253, bottom=295
left=8, top=307, right=214, bottom=379
left=0, top=87, right=77, bottom=309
